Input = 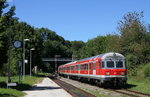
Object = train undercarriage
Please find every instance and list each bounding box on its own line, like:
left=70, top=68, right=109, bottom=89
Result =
left=59, top=73, right=127, bottom=87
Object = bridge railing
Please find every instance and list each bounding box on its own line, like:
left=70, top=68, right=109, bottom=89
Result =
left=42, top=58, right=73, bottom=62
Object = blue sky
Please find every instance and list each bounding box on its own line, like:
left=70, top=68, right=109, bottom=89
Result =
left=8, top=0, right=150, bottom=42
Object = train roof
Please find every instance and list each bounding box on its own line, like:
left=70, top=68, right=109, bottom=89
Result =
left=77, top=52, right=125, bottom=62
left=61, top=52, right=125, bottom=67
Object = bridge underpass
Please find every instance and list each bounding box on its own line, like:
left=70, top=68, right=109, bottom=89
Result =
left=42, top=58, right=75, bottom=72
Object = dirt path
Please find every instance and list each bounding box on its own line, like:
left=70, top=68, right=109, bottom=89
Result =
left=24, top=78, right=72, bottom=97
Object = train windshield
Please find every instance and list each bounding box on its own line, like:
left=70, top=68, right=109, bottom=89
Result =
left=105, top=60, right=124, bottom=68
left=116, top=61, right=124, bottom=68
left=106, top=61, right=114, bottom=68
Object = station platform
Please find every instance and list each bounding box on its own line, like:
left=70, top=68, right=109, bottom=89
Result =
left=24, top=78, right=72, bottom=97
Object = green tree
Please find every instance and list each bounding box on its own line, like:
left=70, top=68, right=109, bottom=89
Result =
left=118, top=11, right=150, bottom=70
left=0, top=0, right=16, bottom=75
left=71, top=41, right=85, bottom=59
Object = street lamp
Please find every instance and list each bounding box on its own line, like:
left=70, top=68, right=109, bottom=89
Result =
left=23, top=39, right=29, bottom=80
left=72, top=55, right=77, bottom=61
left=30, top=48, right=35, bottom=76
left=55, top=55, right=61, bottom=72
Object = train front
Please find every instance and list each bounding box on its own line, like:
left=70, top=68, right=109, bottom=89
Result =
left=100, top=52, right=127, bottom=86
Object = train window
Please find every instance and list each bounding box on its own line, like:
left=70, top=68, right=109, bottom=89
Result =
left=71, top=66, right=73, bottom=70
left=116, top=61, right=123, bottom=68
left=93, top=63, right=96, bottom=70
left=85, top=64, right=88, bottom=70
left=75, top=65, right=77, bottom=70
left=102, top=61, right=105, bottom=68
left=106, top=61, right=114, bottom=68
left=77, top=65, right=79, bottom=70
left=80, top=65, right=83, bottom=70
left=84, top=64, right=86, bottom=70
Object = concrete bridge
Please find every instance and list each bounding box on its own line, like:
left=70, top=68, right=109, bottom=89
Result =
left=42, top=58, right=73, bottom=62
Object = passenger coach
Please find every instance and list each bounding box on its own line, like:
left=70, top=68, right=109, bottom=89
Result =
left=58, top=52, right=127, bottom=86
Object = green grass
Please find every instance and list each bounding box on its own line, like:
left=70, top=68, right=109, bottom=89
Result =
left=82, top=88, right=111, bottom=97
left=0, top=75, right=44, bottom=97
left=124, top=77, right=150, bottom=94
left=124, top=63, right=150, bottom=94
left=0, top=88, right=25, bottom=97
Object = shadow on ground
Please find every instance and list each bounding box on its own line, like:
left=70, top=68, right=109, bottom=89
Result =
left=0, top=94, right=17, bottom=97
left=102, top=83, right=137, bottom=90
left=14, top=83, right=32, bottom=91
left=121, top=83, right=137, bottom=89
left=0, top=82, right=7, bottom=88
left=29, top=85, right=61, bottom=91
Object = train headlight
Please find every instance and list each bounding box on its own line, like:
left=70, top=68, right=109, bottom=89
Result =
left=106, top=72, right=110, bottom=75
left=121, top=72, right=125, bottom=75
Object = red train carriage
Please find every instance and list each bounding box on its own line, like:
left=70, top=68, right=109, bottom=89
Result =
left=58, top=52, right=127, bottom=86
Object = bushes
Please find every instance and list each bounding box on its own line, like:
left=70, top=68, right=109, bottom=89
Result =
left=130, top=63, right=150, bottom=81
left=144, top=65, right=150, bottom=77
left=139, top=63, right=150, bottom=78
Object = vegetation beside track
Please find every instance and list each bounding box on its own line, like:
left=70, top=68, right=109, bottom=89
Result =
left=0, top=75, right=44, bottom=97
left=82, top=88, right=112, bottom=97
left=124, top=63, right=150, bottom=94
left=125, top=77, right=150, bottom=94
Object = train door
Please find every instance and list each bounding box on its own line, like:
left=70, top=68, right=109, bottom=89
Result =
left=93, top=62, right=96, bottom=75
left=89, top=62, right=93, bottom=74
left=78, top=65, right=80, bottom=74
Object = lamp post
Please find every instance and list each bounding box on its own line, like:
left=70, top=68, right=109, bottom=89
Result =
left=30, top=48, right=35, bottom=76
left=23, top=39, right=29, bottom=80
left=72, top=55, right=77, bottom=61
left=55, top=55, right=61, bottom=72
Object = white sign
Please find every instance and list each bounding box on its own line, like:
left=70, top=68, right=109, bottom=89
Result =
left=7, top=83, right=17, bottom=87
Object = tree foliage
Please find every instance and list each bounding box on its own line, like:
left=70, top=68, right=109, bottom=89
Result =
left=118, top=12, right=150, bottom=70
left=76, top=12, right=150, bottom=77
left=0, top=0, right=16, bottom=75
left=0, top=1, right=149, bottom=77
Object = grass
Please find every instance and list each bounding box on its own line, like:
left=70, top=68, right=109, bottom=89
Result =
left=123, top=63, right=150, bottom=94
left=0, top=88, right=25, bottom=97
left=0, top=74, right=44, bottom=97
left=81, top=77, right=150, bottom=97
left=82, top=88, right=111, bottom=97
left=124, top=77, right=150, bottom=94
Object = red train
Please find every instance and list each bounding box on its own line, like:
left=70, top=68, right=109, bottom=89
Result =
left=58, top=52, right=127, bottom=86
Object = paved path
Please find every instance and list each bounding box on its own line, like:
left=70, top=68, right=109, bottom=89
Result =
left=24, top=78, right=72, bottom=97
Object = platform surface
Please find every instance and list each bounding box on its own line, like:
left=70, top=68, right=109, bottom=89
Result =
left=24, top=78, right=72, bottom=97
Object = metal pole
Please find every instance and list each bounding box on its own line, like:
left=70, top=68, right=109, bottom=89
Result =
left=8, top=27, right=11, bottom=83
left=23, top=41, right=25, bottom=80
left=55, top=56, right=57, bottom=72
left=55, top=55, right=61, bottom=73
left=72, top=55, right=73, bottom=61
left=19, top=60, right=21, bottom=83
left=30, top=50, right=32, bottom=76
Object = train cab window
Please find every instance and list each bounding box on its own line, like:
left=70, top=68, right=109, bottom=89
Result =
left=106, top=61, right=114, bottom=68
left=116, top=61, right=123, bottom=68
left=102, top=61, right=105, bottom=68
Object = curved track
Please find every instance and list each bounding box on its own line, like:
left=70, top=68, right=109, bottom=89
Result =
left=120, top=89, right=150, bottom=97
left=50, top=77, right=96, bottom=97
left=57, top=76, right=150, bottom=97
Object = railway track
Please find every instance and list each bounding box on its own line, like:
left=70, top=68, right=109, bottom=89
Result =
left=50, top=77, right=96, bottom=97
left=56, top=77, right=150, bottom=97
left=109, top=87, right=150, bottom=97
left=111, top=89, right=138, bottom=97
left=119, top=89, right=150, bottom=97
